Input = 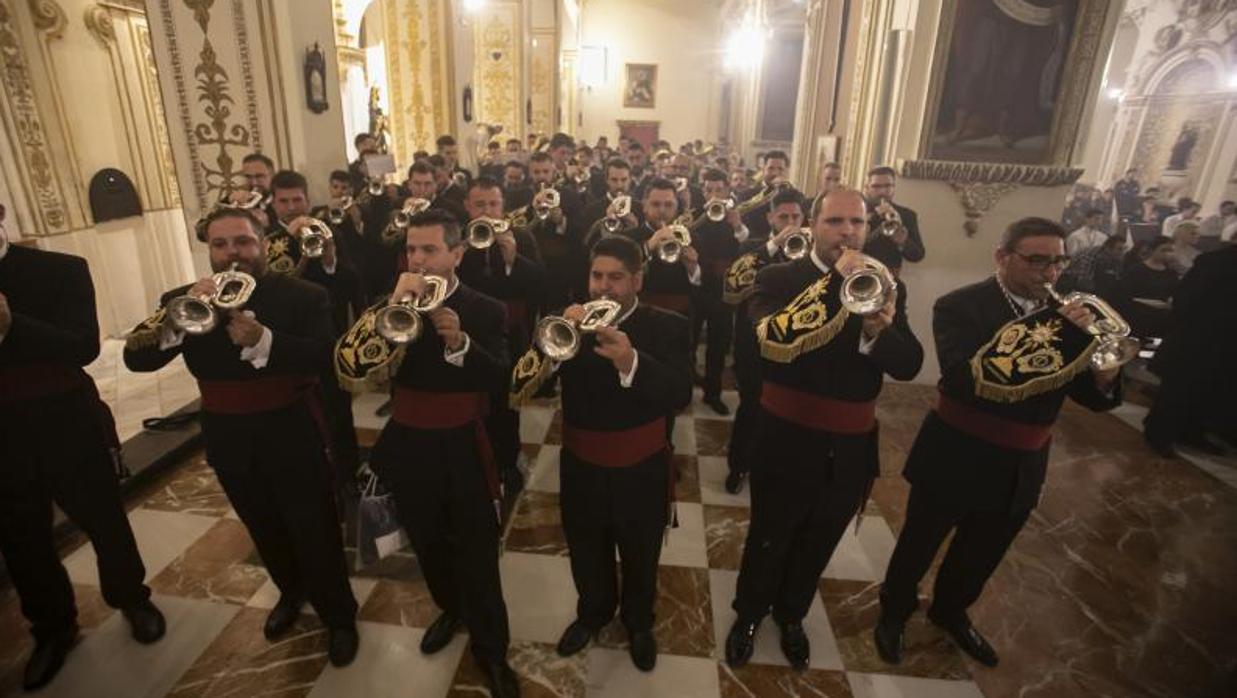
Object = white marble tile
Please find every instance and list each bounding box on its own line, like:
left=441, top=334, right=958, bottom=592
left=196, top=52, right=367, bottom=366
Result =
left=672, top=415, right=698, bottom=456
left=526, top=444, right=562, bottom=494
left=31, top=594, right=240, bottom=698
left=246, top=576, right=379, bottom=614
left=307, top=621, right=466, bottom=698
left=697, top=456, right=751, bottom=508
left=688, top=388, right=739, bottom=421
left=707, top=569, right=844, bottom=671
left=585, top=648, right=720, bottom=698
left=519, top=404, right=556, bottom=444
left=660, top=502, right=708, bottom=569
left=822, top=516, right=897, bottom=582
left=351, top=392, right=391, bottom=432
left=846, top=672, right=985, bottom=698
left=62, top=509, right=218, bottom=587
left=500, top=552, right=578, bottom=645
left=1110, top=402, right=1237, bottom=491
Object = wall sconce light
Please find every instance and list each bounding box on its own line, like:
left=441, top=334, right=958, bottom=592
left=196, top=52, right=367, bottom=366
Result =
left=579, top=45, right=607, bottom=89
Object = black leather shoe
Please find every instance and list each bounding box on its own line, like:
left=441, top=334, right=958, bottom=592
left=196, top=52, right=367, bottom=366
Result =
left=263, top=595, right=304, bottom=641
left=928, top=612, right=999, bottom=667
left=22, top=625, right=78, bottom=691
left=420, top=612, right=463, bottom=655
left=704, top=395, right=730, bottom=416
left=777, top=620, right=809, bottom=671
left=628, top=629, right=657, bottom=671
left=873, top=616, right=904, bottom=664
left=479, top=658, right=521, bottom=698
left=724, top=618, right=759, bottom=667
left=327, top=625, right=359, bottom=667
left=555, top=620, right=594, bottom=657
left=724, top=470, right=746, bottom=495
left=122, top=599, right=166, bottom=644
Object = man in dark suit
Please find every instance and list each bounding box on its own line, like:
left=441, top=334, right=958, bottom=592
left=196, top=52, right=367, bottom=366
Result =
left=124, top=208, right=359, bottom=666
left=580, top=158, right=637, bottom=234
left=1144, top=244, right=1237, bottom=455
left=726, top=189, right=923, bottom=670
left=619, top=178, right=701, bottom=319
left=862, top=166, right=926, bottom=267
left=337, top=209, right=519, bottom=697
left=0, top=216, right=166, bottom=691
left=512, top=236, right=693, bottom=671
left=875, top=217, right=1121, bottom=668
left=348, top=132, right=380, bottom=196
left=738, top=150, right=790, bottom=241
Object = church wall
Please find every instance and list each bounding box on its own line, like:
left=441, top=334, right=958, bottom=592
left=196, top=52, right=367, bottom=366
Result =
left=575, top=0, right=721, bottom=147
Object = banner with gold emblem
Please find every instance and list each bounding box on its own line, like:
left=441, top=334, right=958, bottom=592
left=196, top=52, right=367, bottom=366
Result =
left=756, top=272, right=849, bottom=363
left=723, top=253, right=763, bottom=305
left=123, top=307, right=168, bottom=351
left=265, top=230, right=299, bottom=275
left=969, top=306, right=1098, bottom=402
left=508, top=344, right=554, bottom=409
left=334, top=301, right=407, bottom=393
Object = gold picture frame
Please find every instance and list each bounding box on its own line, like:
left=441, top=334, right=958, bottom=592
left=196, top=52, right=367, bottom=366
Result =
left=623, top=63, right=657, bottom=109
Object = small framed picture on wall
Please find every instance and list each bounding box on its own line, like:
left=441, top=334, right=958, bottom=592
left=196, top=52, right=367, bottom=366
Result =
left=623, top=63, right=657, bottom=109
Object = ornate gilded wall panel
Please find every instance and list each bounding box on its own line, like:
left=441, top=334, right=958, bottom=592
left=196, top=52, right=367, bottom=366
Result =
left=384, top=0, right=453, bottom=163
left=529, top=28, right=555, bottom=136
left=473, top=1, right=521, bottom=137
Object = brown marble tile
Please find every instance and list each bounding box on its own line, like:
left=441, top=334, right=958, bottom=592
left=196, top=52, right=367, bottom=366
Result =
left=353, top=550, right=421, bottom=581
left=695, top=418, right=732, bottom=456
left=448, top=640, right=586, bottom=697
left=818, top=578, right=971, bottom=680
left=703, top=505, right=749, bottom=571
left=544, top=409, right=563, bottom=445
left=356, top=427, right=382, bottom=448
left=674, top=454, right=701, bottom=504
left=596, top=565, right=714, bottom=658
left=717, top=662, right=854, bottom=697
left=521, top=442, right=542, bottom=463
left=141, top=457, right=232, bottom=517
left=150, top=519, right=268, bottom=605
left=167, top=606, right=328, bottom=697
left=505, top=490, right=569, bottom=556
left=357, top=577, right=440, bottom=629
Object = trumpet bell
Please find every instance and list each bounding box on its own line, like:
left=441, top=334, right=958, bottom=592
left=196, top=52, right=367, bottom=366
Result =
left=1092, top=336, right=1141, bottom=372
left=535, top=317, right=581, bottom=361
left=534, top=188, right=560, bottom=220
left=166, top=295, right=217, bottom=335
left=705, top=198, right=733, bottom=222
left=367, top=179, right=384, bottom=197
left=782, top=229, right=812, bottom=260
left=467, top=218, right=507, bottom=249
left=300, top=218, right=333, bottom=258
left=840, top=256, right=895, bottom=315
left=658, top=225, right=692, bottom=264
left=211, top=268, right=257, bottom=310
left=374, top=305, right=423, bottom=344
left=327, top=208, right=345, bottom=226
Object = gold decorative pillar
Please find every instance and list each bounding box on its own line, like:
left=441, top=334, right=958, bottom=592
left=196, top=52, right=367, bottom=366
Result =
left=528, top=28, right=556, bottom=137
left=382, top=0, right=454, bottom=163
left=472, top=1, right=522, bottom=138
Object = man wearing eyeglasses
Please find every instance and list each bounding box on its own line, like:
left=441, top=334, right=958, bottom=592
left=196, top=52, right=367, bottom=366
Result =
left=724, top=189, right=923, bottom=671
left=874, top=217, right=1121, bottom=670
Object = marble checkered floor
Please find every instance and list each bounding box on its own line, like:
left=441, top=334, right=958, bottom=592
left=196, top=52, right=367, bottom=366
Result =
left=2, top=381, right=1235, bottom=698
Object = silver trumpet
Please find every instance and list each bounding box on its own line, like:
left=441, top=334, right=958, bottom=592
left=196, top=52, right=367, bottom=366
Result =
left=392, top=197, right=432, bottom=229
left=781, top=227, right=813, bottom=260
left=367, top=178, right=385, bottom=197
left=300, top=218, right=333, bottom=259
left=673, top=177, right=689, bottom=193
left=374, top=274, right=450, bottom=344
left=705, top=197, right=734, bottom=222
left=878, top=199, right=901, bottom=236
left=534, top=298, right=624, bottom=361
left=327, top=196, right=354, bottom=226
left=657, top=224, right=692, bottom=264
left=451, top=171, right=469, bottom=190
left=534, top=188, right=561, bottom=221
left=840, top=253, right=896, bottom=315
left=165, top=263, right=257, bottom=335
left=466, top=217, right=510, bottom=250
left=603, top=195, right=632, bottom=234
left=223, top=189, right=271, bottom=211
left=1042, top=284, right=1140, bottom=371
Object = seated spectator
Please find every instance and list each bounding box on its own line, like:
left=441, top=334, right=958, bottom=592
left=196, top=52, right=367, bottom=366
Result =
left=1169, top=221, right=1202, bottom=275
left=1198, top=200, right=1236, bottom=241
left=1162, top=197, right=1201, bottom=237
left=1059, top=235, right=1124, bottom=295
left=1122, top=236, right=1179, bottom=302
left=1066, top=209, right=1109, bottom=256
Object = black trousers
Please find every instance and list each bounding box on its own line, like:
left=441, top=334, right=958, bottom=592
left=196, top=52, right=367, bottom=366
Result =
left=691, top=291, right=733, bottom=399
left=879, top=486, right=1030, bottom=625
left=321, top=370, right=360, bottom=481
left=559, top=448, right=669, bottom=633
left=203, top=404, right=357, bottom=628
left=732, top=411, right=874, bottom=624
left=726, top=316, right=760, bottom=477
left=372, top=421, right=510, bottom=662
left=0, top=392, right=149, bottom=641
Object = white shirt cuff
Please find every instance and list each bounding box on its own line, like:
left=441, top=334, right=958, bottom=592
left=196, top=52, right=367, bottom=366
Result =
left=444, top=332, right=471, bottom=366
left=323, top=258, right=337, bottom=275
left=158, top=323, right=186, bottom=351
left=765, top=239, right=779, bottom=258
left=687, top=264, right=702, bottom=286
left=618, top=350, right=639, bottom=387
left=240, top=326, right=274, bottom=368
left=504, top=262, right=514, bottom=277
left=858, top=332, right=878, bottom=355
left=734, top=224, right=750, bottom=243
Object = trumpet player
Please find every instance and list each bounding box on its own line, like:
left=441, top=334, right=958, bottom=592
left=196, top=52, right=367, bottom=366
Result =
left=737, top=150, right=790, bottom=240
left=0, top=211, right=166, bottom=691
left=624, top=178, right=701, bottom=317
left=580, top=158, right=638, bottom=240
left=124, top=207, right=360, bottom=666
left=524, top=152, right=586, bottom=311
left=459, top=177, right=545, bottom=496
left=722, top=188, right=807, bottom=494
left=725, top=189, right=923, bottom=671
left=509, top=236, right=692, bottom=671
left=862, top=166, right=925, bottom=266
left=876, top=218, right=1121, bottom=669
left=335, top=209, right=519, bottom=697
left=692, top=168, right=752, bottom=415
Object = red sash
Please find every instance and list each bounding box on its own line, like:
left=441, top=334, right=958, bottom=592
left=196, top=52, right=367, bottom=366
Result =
left=759, top=381, right=877, bottom=435
left=563, top=417, right=676, bottom=523
left=935, top=392, right=1052, bottom=452
left=0, top=363, right=90, bottom=405
left=198, top=375, right=318, bottom=414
